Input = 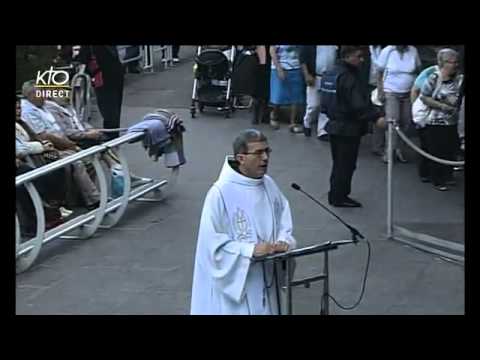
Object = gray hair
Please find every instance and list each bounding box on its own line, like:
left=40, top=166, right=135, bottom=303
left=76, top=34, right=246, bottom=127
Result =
left=21, top=80, right=36, bottom=97
left=233, top=129, right=267, bottom=156
left=437, top=48, right=459, bottom=68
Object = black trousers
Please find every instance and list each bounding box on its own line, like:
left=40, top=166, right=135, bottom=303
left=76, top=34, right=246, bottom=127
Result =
left=95, top=77, right=124, bottom=139
left=172, top=45, right=180, bottom=58
left=417, top=127, right=430, bottom=179
left=329, top=135, right=361, bottom=202
left=16, top=164, right=66, bottom=202
left=16, top=164, right=66, bottom=230
left=424, top=125, right=459, bottom=186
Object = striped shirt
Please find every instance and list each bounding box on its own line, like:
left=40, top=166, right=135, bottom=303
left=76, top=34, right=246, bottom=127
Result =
left=421, top=72, right=463, bottom=126
left=271, top=45, right=301, bottom=70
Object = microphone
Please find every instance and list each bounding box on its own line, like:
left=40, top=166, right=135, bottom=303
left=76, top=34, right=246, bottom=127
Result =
left=291, top=183, right=364, bottom=243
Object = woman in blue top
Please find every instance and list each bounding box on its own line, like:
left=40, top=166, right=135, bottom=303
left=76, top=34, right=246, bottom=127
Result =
left=420, top=49, right=464, bottom=191
left=411, top=65, right=438, bottom=183
left=269, top=45, right=305, bottom=133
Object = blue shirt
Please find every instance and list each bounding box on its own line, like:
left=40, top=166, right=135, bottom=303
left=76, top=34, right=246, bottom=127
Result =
left=414, top=65, right=438, bottom=90
left=21, top=99, right=63, bottom=135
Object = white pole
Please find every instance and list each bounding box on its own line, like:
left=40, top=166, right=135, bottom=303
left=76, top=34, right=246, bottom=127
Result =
left=387, top=118, right=394, bottom=240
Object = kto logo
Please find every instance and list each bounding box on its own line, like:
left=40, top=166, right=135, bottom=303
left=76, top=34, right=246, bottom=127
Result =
left=35, top=66, right=71, bottom=98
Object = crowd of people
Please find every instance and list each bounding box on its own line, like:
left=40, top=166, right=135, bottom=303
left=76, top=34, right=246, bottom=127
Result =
left=16, top=45, right=465, bottom=235
left=234, top=45, right=465, bottom=200
left=191, top=45, right=465, bottom=314
left=15, top=45, right=187, bottom=238
left=15, top=45, right=464, bottom=314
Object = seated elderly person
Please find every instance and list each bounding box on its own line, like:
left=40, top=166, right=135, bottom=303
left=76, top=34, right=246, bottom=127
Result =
left=18, top=88, right=100, bottom=209
left=20, top=81, right=80, bottom=151
left=16, top=133, right=72, bottom=235
left=15, top=137, right=70, bottom=207
left=44, top=93, right=151, bottom=186
left=43, top=95, right=106, bottom=149
left=16, top=141, right=72, bottom=228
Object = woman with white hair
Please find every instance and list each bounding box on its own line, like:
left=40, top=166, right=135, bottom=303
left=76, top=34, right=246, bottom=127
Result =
left=420, top=48, right=464, bottom=191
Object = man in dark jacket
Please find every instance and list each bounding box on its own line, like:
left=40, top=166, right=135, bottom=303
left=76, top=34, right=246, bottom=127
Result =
left=77, top=46, right=125, bottom=140
left=326, top=46, right=384, bottom=207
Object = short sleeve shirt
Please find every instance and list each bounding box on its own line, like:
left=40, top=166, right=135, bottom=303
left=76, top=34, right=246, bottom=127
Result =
left=421, top=72, right=463, bottom=125
left=271, top=45, right=301, bottom=70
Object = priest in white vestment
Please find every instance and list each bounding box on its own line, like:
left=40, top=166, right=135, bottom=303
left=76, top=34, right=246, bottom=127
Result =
left=191, top=129, right=297, bottom=315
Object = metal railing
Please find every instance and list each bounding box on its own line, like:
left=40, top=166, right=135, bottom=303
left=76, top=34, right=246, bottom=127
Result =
left=53, top=62, right=92, bottom=124
left=152, top=45, right=173, bottom=70
left=15, top=132, right=180, bottom=273
left=117, top=46, right=174, bottom=72
left=386, top=118, right=464, bottom=263
left=117, top=46, right=143, bottom=65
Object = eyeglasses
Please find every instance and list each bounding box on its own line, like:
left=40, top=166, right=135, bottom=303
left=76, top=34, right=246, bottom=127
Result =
left=242, top=148, right=272, bottom=156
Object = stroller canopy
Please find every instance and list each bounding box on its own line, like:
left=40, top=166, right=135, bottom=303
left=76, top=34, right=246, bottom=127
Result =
left=195, top=49, right=230, bottom=80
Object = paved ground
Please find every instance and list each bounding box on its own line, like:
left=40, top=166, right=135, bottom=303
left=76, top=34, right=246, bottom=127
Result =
left=16, top=46, right=465, bottom=315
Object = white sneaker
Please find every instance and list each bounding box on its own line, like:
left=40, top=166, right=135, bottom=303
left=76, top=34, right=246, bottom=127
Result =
left=173, top=57, right=180, bottom=63
left=60, top=207, right=73, bottom=218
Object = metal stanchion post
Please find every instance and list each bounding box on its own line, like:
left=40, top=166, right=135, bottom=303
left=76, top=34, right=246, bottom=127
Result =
left=286, top=258, right=293, bottom=315
left=320, top=250, right=330, bottom=315
left=142, top=45, right=154, bottom=72
left=387, top=117, right=395, bottom=240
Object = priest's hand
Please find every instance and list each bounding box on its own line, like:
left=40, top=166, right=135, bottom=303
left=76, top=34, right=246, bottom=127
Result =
left=273, top=241, right=289, bottom=253
left=253, top=243, right=276, bottom=257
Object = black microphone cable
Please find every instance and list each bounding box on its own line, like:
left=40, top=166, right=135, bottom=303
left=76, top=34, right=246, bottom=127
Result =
left=324, top=238, right=371, bottom=312
left=291, top=183, right=371, bottom=312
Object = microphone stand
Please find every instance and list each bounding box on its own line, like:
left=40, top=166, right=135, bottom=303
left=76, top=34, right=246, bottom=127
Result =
left=255, top=183, right=365, bottom=315
left=253, top=240, right=357, bottom=315
left=292, top=184, right=364, bottom=244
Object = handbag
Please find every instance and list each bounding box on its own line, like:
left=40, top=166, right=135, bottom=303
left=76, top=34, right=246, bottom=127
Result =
left=111, top=167, right=125, bottom=198
left=412, top=72, right=442, bottom=128
left=88, top=46, right=104, bottom=88
left=42, top=151, right=60, bottom=163
left=29, top=148, right=61, bottom=166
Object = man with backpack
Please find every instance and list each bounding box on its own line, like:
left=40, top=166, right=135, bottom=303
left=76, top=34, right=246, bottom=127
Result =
left=299, top=45, right=338, bottom=140
left=321, top=46, right=385, bottom=207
